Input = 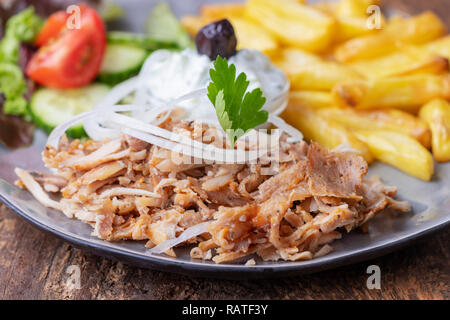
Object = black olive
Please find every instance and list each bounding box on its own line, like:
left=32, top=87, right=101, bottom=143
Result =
left=195, top=19, right=237, bottom=61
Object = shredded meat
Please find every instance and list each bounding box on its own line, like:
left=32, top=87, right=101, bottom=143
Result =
left=307, top=143, right=367, bottom=199
left=16, top=119, right=410, bottom=264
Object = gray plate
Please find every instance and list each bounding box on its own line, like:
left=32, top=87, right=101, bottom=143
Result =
left=0, top=0, right=449, bottom=279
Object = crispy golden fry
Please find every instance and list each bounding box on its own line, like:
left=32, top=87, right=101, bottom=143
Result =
left=311, top=1, right=337, bottom=15
left=180, top=15, right=208, bottom=36
left=318, top=107, right=431, bottom=148
left=313, top=0, right=384, bottom=43
left=355, top=130, right=434, bottom=181
left=334, top=12, right=447, bottom=62
left=314, top=0, right=380, bottom=19
left=230, top=18, right=278, bottom=55
left=424, top=35, right=450, bottom=60
left=335, top=17, right=378, bottom=43
left=332, top=74, right=450, bottom=112
left=282, top=104, right=373, bottom=162
left=275, top=48, right=363, bottom=90
left=289, top=91, right=334, bottom=109
left=348, top=45, right=449, bottom=79
left=180, top=15, right=278, bottom=55
left=245, top=0, right=336, bottom=52
left=320, top=0, right=385, bottom=43
left=200, top=3, right=245, bottom=20
left=419, top=99, right=450, bottom=162
left=336, top=0, right=380, bottom=18
left=249, top=0, right=329, bottom=26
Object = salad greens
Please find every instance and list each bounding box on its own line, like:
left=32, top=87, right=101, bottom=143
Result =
left=0, top=7, right=43, bottom=117
left=145, top=2, right=194, bottom=50
left=207, top=56, right=268, bottom=148
left=0, top=7, right=43, bottom=63
left=0, top=2, right=198, bottom=147
left=0, top=63, right=28, bottom=116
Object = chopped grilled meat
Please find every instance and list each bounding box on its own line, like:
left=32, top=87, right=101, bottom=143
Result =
left=16, top=119, right=410, bottom=263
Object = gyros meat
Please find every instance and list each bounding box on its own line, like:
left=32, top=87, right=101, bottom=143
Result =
left=15, top=119, right=410, bottom=263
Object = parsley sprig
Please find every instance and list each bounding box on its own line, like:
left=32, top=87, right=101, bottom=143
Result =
left=207, top=56, right=268, bottom=148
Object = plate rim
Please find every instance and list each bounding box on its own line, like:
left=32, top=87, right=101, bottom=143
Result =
left=1, top=180, right=449, bottom=279
left=0, top=1, right=448, bottom=279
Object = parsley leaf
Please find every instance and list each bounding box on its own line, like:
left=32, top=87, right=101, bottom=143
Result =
left=207, top=56, right=268, bottom=148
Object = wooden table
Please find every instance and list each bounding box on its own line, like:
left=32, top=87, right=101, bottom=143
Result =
left=1, top=0, right=449, bottom=300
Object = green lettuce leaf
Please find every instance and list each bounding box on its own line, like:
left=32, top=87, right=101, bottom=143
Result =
left=0, top=7, right=43, bottom=117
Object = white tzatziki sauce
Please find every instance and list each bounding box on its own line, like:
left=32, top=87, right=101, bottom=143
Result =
left=133, top=49, right=289, bottom=125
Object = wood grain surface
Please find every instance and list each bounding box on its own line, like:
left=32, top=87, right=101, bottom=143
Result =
left=0, top=0, right=449, bottom=300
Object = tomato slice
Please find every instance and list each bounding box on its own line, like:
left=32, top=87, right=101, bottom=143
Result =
left=27, top=5, right=106, bottom=89
left=35, top=11, right=68, bottom=47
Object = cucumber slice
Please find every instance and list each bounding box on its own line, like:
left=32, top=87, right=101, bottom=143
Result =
left=30, top=83, right=110, bottom=138
left=98, top=44, right=148, bottom=86
left=145, top=2, right=194, bottom=49
left=107, top=31, right=176, bottom=50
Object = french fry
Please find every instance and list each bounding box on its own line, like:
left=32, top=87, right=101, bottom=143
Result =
left=313, top=0, right=384, bottom=43
left=336, top=0, right=380, bottom=18
left=419, top=99, right=450, bottom=162
left=318, top=107, right=431, bottom=148
left=200, top=3, right=245, bottom=20
left=332, top=74, right=450, bottom=112
left=245, top=0, right=336, bottom=52
left=311, top=1, right=337, bottom=16
left=424, top=35, right=450, bottom=60
left=289, top=91, right=334, bottom=109
left=335, top=17, right=378, bottom=43
left=249, top=0, right=330, bottom=27
left=180, top=15, right=209, bottom=36
left=282, top=104, right=373, bottom=163
left=314, top=0, right=380, bottom=19
left=348, top=45, right=449, bottom=79
left=275, top=48, right=363, bottom=90
left=334, top=12, right=447, bottom=62
left=230, top=18, right=278, bottom=55
left=355, top=130, right=434, bottom=181
left=317, top=0, right=385, bottom=43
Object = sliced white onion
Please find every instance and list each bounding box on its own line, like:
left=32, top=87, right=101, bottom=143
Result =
left=83, top=104, right=175, bottom=141
left=268, top=114, right=303, bottom=143
left=106, top=112, right=247, bottom=158
left=94, top=77, right=139, bottom=109
left=48, top=110, right=99, bottom=148
left=47, top=79, right=300, bottom=166
left=48, top=104, right=300, bottom=166
left=83, top=117, right=121, bottom=142
left=49, top=103, right=270, bottom=164
left=49, top=104, right=149, bottom=148
left=150, top=106, right=177, bottom=125
left=135, top=105, right=182, bottom=125
left=148, top=221, right=210, bottom=254
left=170, top=88, right=208, bottom=106
left=131, top=88, right=208, bottom=124
left=122, top=127, right=266, bottom=164
left=332, top=143, right=362, bottom=154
